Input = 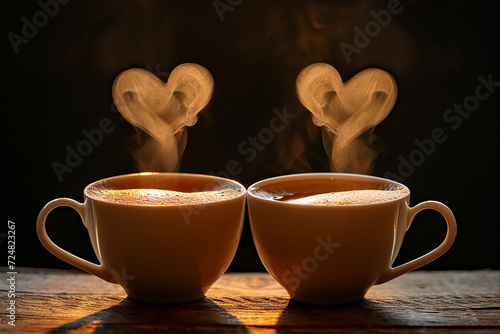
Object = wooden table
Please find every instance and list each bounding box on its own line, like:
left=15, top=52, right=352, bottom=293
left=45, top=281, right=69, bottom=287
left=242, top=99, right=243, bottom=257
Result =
left=1, top=268, right=499, bottom=333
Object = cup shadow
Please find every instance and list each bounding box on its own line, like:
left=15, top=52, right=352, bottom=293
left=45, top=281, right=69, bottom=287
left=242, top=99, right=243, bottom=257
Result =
left=275, top=297, right=403, bottom=332
left=49, top=296, right=249, bottom=334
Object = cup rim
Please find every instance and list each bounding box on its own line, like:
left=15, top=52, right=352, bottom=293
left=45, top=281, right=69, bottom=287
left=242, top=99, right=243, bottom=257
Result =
left=247, top=172, right=409, bottom=208
left=84, top=172, right=246, bottom=207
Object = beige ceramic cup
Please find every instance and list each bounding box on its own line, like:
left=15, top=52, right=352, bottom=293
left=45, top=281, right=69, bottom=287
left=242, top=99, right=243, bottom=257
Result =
left=37, top=172, right=246, bottom=304
left=247, top=173, right=457, bottom=305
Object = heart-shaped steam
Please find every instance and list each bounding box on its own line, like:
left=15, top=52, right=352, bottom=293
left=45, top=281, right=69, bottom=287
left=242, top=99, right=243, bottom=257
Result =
left=112, top=63, right=214, bottom=172
left=296, top=63, right=397, bottom=174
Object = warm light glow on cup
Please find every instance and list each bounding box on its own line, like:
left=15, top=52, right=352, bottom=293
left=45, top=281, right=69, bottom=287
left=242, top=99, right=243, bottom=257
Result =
left=37, top=173, right=246, bottom=304
left=247, top=173, right=457, bottom=305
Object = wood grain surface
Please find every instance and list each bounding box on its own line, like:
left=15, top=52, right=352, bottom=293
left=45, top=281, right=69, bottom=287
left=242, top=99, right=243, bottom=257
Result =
left=1, top=268, right=499, bottom=333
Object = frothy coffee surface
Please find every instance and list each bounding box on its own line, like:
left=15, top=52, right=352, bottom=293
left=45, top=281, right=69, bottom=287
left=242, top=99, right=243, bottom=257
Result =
left=87, top=182, right=242, bottom=206
left=284, top=188, right=407, bottom=206
left=254, top=178, right=408, bottom=206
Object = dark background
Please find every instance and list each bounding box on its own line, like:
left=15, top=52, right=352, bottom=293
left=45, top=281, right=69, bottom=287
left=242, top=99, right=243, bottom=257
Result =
left=4, top=0, right=499, bottom=272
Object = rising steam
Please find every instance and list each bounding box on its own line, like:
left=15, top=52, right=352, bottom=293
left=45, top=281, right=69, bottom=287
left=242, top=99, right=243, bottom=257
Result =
left=112, top=63, right=214, bottom=172
left=296, top=63, right=397, bottom=174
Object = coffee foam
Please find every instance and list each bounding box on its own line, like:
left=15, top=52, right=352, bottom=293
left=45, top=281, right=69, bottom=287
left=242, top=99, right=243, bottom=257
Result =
left=87, top=182, right=242, bottom=206
left=253, top=178, right=408, bottom=206
left=284, top=187, right=408, bottom=206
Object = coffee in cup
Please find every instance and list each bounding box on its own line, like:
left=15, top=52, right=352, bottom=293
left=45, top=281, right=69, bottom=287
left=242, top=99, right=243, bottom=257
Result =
left=254, top=177, right=409, bottom=205
left=86, top=179, right=242, bottom=206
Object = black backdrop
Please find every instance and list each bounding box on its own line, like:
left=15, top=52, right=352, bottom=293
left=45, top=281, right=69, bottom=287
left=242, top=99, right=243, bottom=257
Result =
left=4, top=0, right=499, bottom=271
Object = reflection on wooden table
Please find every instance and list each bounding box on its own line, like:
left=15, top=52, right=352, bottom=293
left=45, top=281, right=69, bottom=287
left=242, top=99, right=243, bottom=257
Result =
left=0, top=268, right=499, bottom=333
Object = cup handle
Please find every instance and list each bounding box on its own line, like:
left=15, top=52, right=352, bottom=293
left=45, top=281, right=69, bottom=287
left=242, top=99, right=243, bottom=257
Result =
left=376, top=200, right=457, bottom=284
left=36, top=198, right=115, bottom=283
